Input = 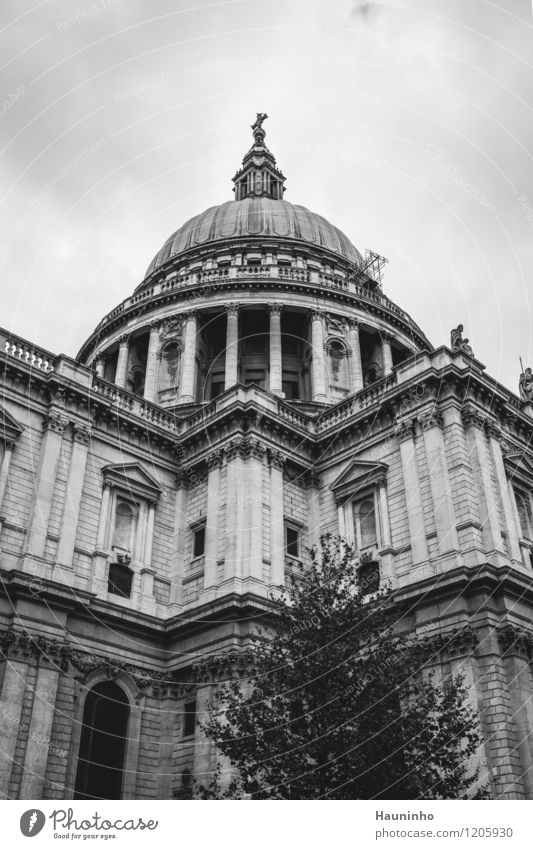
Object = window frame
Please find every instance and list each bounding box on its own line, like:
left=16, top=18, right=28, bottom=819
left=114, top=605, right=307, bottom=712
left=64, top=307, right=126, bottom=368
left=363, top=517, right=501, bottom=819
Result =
left=182, top=699, right=197, bottom=738
left=284, top=521, right=303, bottom=562
left=190, top=520, right=206, bottom=560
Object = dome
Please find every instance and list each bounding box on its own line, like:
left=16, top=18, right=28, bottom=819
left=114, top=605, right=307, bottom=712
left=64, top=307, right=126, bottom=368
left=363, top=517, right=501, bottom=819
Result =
left=144, top=198, right=364, bottom=278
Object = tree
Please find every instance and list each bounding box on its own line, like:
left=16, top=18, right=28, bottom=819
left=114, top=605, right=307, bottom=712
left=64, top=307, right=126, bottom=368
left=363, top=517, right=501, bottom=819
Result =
left=197, top=535, right=487, bottom=800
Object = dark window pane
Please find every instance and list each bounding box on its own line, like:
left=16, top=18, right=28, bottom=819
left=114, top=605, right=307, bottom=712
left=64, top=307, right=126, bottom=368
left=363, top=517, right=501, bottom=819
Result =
left=359, top=561, right=380, bottom=596
left=183, top=700, right=196, bottom=736
left=74, top=682, right=129, bottom=800
left=193, top=526, right=205, bottom=557
left=286, top=526, right=299, bottom=558
left=108, top=563, right=133, bottom=598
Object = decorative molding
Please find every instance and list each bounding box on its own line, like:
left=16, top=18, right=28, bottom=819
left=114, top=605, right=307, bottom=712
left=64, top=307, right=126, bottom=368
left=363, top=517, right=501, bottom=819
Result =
left=394, top=417, right=417, bottom=442
left=43, top=412, right=69, bottom=434
left=269, top=449, right=286, bottom=470
left=72, top=423, right=92, bottom=445
left=497, top=625, right=533, bottom=658
left=268, top=303, right=282, bottom=315
left=117, top=334, right=130, bottom=346
left=225, top=302, right=240, bottom=315
left=419, top=408, right=444, bottom=431
left=206, top=448, right=225, bottom=470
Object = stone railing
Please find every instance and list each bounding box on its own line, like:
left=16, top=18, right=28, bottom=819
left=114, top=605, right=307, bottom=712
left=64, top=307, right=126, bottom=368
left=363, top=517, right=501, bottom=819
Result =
left=1, top=331, right=56, bottom=373
left=90, top=376, right=181, bottom=432
left=90, top=262, right=423, bottom=343
left=315, top=373, right=398, bottom=432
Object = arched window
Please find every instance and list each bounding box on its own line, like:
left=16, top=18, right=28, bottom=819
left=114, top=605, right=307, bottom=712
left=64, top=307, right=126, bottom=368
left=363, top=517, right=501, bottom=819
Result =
left=113, top=500, right=137, bottom=551
left=355, top=498, right=377, bottom=549
left=74, top=681, right=130, bottom=800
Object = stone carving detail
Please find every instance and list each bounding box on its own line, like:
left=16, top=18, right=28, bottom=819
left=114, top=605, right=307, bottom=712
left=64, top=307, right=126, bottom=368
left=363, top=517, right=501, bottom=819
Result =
left=497, top=625, right=533, bottom=657
left=206, top=448, right=225, bottom=470
left=419, top=408, right=443, bottom=431
left=394, top=417, right=416, bottom=442
left=460, top=407, right=487, bottom=430
left=269, top=449, right=286, bottom=470
left=43, top=411, right=69, bottom=434
left=72, top=422, right=92, bottom=444
left=450, top=324, right=474, bottom=357
left=519, top=367, right=533, bottom=402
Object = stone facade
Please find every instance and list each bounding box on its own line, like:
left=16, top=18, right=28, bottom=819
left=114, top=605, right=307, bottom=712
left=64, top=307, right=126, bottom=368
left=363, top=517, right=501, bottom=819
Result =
left=1, top=120, right=533, bottom=799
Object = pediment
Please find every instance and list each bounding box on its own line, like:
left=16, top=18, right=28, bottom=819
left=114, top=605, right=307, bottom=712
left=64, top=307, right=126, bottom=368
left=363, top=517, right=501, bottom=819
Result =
left=503, top=449, right=533, bottom=486
left=330, top=458, right=388, bottom=502
left=102, top=463, right=163, bottom=501
left=0, top=403, right=24, bottom=445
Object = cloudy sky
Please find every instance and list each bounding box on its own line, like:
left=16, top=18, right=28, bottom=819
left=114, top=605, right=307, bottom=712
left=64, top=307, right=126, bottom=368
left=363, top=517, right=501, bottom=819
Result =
left=1, top=0, right=531, bottom=393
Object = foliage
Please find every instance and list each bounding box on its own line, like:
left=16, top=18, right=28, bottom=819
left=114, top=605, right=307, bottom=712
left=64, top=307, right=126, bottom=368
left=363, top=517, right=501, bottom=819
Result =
left=197, top=535, right=487, bottom=800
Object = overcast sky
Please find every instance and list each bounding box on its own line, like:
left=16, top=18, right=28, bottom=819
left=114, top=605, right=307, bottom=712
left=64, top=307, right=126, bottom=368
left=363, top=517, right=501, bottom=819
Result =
left=1, top=0, right=532, bottom=394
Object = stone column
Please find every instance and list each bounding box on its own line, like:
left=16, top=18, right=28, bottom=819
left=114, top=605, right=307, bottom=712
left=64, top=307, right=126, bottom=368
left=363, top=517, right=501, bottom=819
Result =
left=224, top=440, right=246, bottom=581
left=143, top=502, right=156, bottom=567
left=347, top=320, right=363, bottom=394
left=115, top=335, right=130, bottom=389
left=179, top=312, right=198, bottom=403
left=94, top=354, right=106, bottom=378
left=170, top=471, right=188, bottom=605
left=0, top=658, right=27, bottom=796
left=56, top=423, right=91, bottom=569
left=420, top=408, right=460, bottom=559
left=143, top=322, right=161, bottom=403
left=397, top=419, right=429, bottom=566
left=244, top=440, right=265, bottom=582
left=310, top=311, right=327, bottom=402
left=270, top=450, right=285, bottom=586
left=25, top=412, right=69, bottom=561
left=19, top=659, right=60, bottom=799
left=462, top=409, right=504, bottom=560
left=269, top=305, right=283, bottom=396
left=204, top=452, right=223, bottom=589
left=0, top=440, right=15, bottom=523
left=488, top=427, right=522, bottom=564
left=376, top=475, right=395, bottom=584
left=192, top=685, right=214, bottom=785
left=91, top=482, right=112, bottom=596
left=224, top=304, right=239, bottom=390
left=382, top=331, right=393, bottom=375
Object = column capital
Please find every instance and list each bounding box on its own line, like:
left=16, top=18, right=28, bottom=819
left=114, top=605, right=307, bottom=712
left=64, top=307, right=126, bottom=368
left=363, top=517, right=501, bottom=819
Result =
left=225, top=302, right=240, bottom=315
left=381, top=330, right=394, bottom=343
left=268, top=303, right=283, bottom=315
left=182, top=309, right=198, bottom=322
left=206, top=448, right=224, bottom=470
left=310, top=309, right=324, bottom=322
left=95, top=352, right=106, bottom=363
left=269, top=448, right=286, bottom=470
left=43, top=412, right=69, bottom=434
left=2, top=439, right=16, bottom=452
left=117, top=334, right=130, bottom=347
left=419, top=407, right=444, bottom=431
left=395, top=417, right=417, bottom=442
left=72, top=422, right=92, bottom=445
left=149, top=320, right=162, bottom=332
left=347, top=318, right=361, bottom=331
left=460, top=406, right=488, bottom=430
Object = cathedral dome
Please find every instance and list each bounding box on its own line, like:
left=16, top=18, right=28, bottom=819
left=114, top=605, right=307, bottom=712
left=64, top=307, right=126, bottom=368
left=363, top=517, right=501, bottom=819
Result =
left=144, top=198, right=364, bottom=278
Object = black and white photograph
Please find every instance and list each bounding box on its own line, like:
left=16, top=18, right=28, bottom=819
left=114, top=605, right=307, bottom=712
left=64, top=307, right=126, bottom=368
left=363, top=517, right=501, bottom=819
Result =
left=0, top=0, right=532, bottom=842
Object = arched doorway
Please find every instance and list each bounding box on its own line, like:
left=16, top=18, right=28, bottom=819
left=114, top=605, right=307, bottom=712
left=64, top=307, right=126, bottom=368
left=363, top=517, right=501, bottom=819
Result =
left=74, top=680, right=130, bottom=800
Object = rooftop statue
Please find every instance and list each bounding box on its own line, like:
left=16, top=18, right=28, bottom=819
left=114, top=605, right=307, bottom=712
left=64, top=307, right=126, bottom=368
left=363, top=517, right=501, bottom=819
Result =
left=519, top=366, right=533, bottom=402
left=451, top=324, right=474, bottom=357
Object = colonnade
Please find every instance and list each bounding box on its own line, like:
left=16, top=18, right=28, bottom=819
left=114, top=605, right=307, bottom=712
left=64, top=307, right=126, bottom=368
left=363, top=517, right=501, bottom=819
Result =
left=95, top=307, right=397, bottom=404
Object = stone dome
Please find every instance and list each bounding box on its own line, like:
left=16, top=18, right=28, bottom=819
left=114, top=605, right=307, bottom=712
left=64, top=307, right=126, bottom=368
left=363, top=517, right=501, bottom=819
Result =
left=144, top=198, right=364, bottom=278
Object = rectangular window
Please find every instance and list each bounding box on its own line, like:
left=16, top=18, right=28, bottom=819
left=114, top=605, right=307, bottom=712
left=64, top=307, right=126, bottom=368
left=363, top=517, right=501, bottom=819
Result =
left=192, top=525, right=205, bottom=558
left=515, top=488, right=533, bottom=541
left=286, top=525, right=300, bottom=558
left=108, top=563, right=133, bottom=598
left=358, top=561, right=380, bottom=596
left=353, top=494, right=378, bottom=550
left=183, top=700, right=197, bottom=737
